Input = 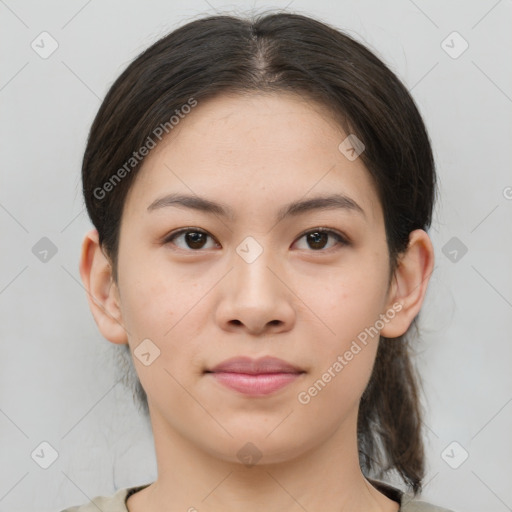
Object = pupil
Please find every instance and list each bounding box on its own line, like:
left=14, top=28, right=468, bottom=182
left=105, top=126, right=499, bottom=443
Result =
left=308, top=232, right=327, bottom=249
left=186, top=232, right=205, bottom=249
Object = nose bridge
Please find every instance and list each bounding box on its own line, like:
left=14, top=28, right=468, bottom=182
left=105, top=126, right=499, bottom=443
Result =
left=232, top=236, right=280, bottom=301
left=214, top=235, right=295, bottom=333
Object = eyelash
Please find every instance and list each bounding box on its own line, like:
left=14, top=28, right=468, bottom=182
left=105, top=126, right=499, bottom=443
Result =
left=162, top=227, right=350, bottom=253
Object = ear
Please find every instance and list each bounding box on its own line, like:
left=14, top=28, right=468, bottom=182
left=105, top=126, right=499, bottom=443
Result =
left=79, top=229, right=128, bottom=345
left=380, top=229, right=435, bottom=338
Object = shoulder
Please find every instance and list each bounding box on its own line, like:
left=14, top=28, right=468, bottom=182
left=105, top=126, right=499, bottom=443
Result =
left=368, top=479, right=456, bottom=512
left=400, top=491, right=456, bottom=512
left=401, top=498, right=456, bottom=511
left=58, top=487, right=129, bottom=512
left=59, top=484, right=151, bottom=512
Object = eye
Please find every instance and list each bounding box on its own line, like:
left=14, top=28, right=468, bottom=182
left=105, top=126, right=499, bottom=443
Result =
left=163, top=227, right=349, bottom=252
left=293, top=228, right=349, bottom=251
left=163, top=228, right=219, bottom=251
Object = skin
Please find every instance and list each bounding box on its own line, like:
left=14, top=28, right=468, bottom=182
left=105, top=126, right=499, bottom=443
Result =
left=80, top=92, right=434, bottom=512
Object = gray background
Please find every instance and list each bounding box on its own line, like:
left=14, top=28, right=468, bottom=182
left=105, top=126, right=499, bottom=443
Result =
left=1, top=1, right=511, bottom=511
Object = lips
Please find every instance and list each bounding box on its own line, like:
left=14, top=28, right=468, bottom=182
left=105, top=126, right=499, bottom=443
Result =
left=205, top=356, right=304, bottom=375
left=205, top=356, right=305, bottom=396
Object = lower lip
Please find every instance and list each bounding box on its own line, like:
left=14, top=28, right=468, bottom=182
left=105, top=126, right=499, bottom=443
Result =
left=208, top=372, right=302, bottom=396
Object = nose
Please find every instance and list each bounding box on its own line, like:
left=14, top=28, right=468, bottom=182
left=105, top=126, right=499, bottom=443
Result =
left=214, top=249, right=296, bottom=336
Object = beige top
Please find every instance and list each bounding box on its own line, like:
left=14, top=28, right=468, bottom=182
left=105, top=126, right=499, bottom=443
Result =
left=59, top=479, right=456, bottom=511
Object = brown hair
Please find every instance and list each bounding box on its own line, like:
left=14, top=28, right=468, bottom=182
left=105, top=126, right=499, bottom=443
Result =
left=82, top=11, right=436, bottom=495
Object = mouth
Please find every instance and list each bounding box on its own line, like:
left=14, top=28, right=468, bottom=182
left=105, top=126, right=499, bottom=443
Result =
left=204, top=356, right=306, bottom=396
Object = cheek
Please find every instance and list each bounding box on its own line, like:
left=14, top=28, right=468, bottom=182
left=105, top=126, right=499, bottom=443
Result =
left=298, top=252, right=388, bottom=395
left=117, top=256, right=210, bottom=372
left=308, top=261, right=388, bottom=340
left=119, top=277, right=203, bottom=405
left=296, top=269, right=383, bottom=413
left=295, top=330, right=379, bottom=436
left=118, top=246, right=188, bottom=334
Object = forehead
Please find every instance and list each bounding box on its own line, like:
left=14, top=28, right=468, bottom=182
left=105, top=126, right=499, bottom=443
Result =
left=123, top=92, right=383, bottom=227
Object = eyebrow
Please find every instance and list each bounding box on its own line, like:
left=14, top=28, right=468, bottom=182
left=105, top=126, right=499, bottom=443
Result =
left=147, top=192, right=366, bottom=222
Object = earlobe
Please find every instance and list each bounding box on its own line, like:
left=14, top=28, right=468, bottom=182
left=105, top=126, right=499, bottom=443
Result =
left=380, top=229, right=435, bottom=339
left=79, top=229, right=128, bottom=345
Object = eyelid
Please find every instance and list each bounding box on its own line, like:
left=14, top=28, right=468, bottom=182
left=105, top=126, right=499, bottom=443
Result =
left=295, top=226, right=350, bottom=246
left=162, top=227, right=219, bottom=247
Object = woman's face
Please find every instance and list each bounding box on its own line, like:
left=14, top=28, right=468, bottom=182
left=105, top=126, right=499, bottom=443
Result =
left=114, top=92, right=401, bottom=464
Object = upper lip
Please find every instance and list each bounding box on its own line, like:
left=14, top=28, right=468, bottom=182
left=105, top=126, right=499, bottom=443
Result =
left=206, top=356, right=304, bottom=374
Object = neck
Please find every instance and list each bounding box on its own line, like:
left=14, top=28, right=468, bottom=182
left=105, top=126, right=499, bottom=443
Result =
left=127, top=405, right=399, bottom=512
